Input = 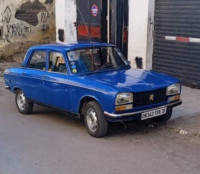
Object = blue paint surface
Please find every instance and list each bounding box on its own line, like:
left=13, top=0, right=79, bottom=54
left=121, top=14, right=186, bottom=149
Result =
left=71, top=65, right=76, bottom=69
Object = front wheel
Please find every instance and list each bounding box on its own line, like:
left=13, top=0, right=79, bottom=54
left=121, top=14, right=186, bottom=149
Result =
left=84, top=101, right=108, bottom=137
left=15, top=90, right=33, bottom=114
left=152, top=109, right=172, bottom=123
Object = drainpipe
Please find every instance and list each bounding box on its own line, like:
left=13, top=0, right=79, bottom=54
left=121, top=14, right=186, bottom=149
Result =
left=2, top=0, right=5, bottom=41
left=107, top=0, right=110, bottom=43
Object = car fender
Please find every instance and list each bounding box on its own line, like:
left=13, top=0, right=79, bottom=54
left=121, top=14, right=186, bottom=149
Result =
left=78, top=95, right=104, bottom=113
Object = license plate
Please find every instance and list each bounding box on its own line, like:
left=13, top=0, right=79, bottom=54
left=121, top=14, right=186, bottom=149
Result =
left=141, top=107, right=167, bottom=120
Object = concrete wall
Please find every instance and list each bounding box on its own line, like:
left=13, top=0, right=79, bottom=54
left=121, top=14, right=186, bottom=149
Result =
left=56, top=0, right=77, bottom=43
left=128, top=0, right=150, bottom=69
left=0, top=0, right=55, bottom=44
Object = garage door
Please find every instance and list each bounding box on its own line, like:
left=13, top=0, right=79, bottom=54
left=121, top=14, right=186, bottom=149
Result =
left=153, top=0, right=200, bottom=88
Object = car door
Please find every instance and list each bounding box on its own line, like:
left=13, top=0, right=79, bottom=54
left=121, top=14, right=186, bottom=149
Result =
left=43, top=51, right=70, bottom=110
left=21, top=50, right=47, bottom=103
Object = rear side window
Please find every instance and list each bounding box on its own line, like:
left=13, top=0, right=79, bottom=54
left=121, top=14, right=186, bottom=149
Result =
left=28, top=51, right=47, bottom=70
left=48, top=52, right=67, bottom=74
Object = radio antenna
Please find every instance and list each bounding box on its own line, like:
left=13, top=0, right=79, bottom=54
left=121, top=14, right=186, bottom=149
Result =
left=72, top=0, right=92, bottom=43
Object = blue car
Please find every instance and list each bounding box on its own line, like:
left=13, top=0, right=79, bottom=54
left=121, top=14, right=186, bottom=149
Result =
left=3, top=42, right=182, bottom=137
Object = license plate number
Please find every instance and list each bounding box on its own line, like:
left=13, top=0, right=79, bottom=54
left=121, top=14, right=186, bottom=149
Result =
left=141, top=107, right=167, bottom=120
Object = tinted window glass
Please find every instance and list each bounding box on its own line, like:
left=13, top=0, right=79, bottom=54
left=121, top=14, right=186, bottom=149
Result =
left=48, top=52, right=67, bottom=74
left=28, top=51, right=46, bottom=70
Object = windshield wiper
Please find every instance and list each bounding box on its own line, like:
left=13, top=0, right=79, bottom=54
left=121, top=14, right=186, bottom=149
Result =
left=80, top=64, right=129, bottom=76
left=79, top=72, right=95, bottom=76
left=115, top=64, right=129, bottom=70
left=95, top=63, right=114, bottom=73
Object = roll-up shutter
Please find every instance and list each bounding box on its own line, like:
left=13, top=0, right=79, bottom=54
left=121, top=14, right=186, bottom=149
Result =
left=153, top=0, right=200, bottom=88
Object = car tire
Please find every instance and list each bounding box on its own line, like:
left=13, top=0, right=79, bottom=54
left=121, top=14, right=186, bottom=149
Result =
left=84, top=101, right=108, bottom=137
left=152, top=109, right=172, bottom=123
left=15, top=90, right=33, bottom=114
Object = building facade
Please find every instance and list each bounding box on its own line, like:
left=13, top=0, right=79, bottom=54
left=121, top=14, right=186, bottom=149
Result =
left=55, top=0, right=200, bottom=88
left=55, top=0, right=152, bottom=68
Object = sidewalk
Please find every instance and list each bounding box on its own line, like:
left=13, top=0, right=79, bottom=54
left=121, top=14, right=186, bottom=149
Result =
left=173, top=86, right=200, bottom=119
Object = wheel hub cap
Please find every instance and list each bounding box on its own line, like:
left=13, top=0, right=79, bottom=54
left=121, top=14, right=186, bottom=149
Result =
left=17, top=91, right=26, bottom=110
left=86, top=108, right=98, bottom=132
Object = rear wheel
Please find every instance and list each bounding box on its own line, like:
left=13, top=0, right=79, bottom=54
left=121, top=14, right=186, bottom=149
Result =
left=152, top=109, right=172, bottom=123
left=84, top=101, right=108, bottom=137
left=15, top=90, right=33, bottom=114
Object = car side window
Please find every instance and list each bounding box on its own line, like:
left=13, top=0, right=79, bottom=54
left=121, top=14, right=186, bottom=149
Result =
left=28, top=51, right=47, bottom=70
left=48, top=52, right=67, bottom=74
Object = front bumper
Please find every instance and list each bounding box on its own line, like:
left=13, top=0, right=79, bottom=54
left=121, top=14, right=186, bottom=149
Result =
left=104, top=100, right=182, bottom=122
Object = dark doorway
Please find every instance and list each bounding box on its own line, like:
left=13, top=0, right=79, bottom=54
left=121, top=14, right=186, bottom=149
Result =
left=110, top=0, right=129, bottom=58
left=76, top=0, right=129, bottom=57
left=101, top=0, right=108, bottom=43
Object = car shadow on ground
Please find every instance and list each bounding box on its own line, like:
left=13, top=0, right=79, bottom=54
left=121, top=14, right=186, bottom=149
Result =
left=32, top=104, right=168, bottom=137
left=32, top=104, right=84, bottom=125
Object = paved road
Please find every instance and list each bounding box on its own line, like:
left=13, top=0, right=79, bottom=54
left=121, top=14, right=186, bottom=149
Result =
left=0, top=83, right=200, bottom=174
left=0, top=91, right=200, bottom=174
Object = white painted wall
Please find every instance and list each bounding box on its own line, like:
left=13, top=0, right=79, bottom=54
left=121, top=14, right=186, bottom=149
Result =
left=55, top=0, right=65, bottom=42
left=65, top=0, right=77, bottom=43
left=56, top=0, right=77, bottom=43
left=128, top=0, right=150, bottom=69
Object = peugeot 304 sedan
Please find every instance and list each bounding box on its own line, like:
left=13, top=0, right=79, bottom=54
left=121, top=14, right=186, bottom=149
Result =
left=3, top=42, right=182, bottom=137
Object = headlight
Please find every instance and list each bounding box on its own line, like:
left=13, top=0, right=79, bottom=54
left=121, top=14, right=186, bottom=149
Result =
left=115, top=93, right=133, bottom=105
left=166, top=83, right=181, bottom=96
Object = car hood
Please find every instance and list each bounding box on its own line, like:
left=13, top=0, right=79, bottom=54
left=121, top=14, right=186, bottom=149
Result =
left=83, top=69, right=179, bottom=92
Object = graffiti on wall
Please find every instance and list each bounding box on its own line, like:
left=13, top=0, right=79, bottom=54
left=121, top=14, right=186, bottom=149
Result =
left=6, top=23, right=31, bottom=39
left=39, top=12, right=50, bottom=31
left=15, top=0, right=48, bottom=26
left=4, top=6, right=12, bottom=23
left=1, top=0, right=54, bottom=41
left=45, top=0, right=54, bottom=4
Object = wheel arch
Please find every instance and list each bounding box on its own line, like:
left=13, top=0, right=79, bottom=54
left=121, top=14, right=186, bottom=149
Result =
left=78, top=96, right=104, bottom=118
left=13, top=87, right=24, bottom=94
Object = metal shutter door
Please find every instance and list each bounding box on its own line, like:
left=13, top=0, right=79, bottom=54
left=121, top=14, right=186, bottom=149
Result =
left=153, top=0, right=200, bottom=88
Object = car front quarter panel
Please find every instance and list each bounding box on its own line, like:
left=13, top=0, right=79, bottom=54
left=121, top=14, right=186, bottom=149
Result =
left=67, top=76, right=118, bottom=114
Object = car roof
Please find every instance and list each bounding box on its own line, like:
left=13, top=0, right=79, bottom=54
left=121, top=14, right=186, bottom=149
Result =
left=29, top=42, right=114, bottom=52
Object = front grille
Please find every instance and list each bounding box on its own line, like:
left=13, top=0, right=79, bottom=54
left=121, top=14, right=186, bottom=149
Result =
left=133, top=88, right=167, bottom=107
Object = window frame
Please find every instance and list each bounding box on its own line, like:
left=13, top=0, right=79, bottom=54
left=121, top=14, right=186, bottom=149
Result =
left=26, top=49, right=48, bottom=71
left=46, top=50, right=69, bottom=75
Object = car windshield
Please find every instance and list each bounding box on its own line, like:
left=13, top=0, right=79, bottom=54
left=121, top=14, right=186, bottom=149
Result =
left=67, top=47, right=129, bottom=75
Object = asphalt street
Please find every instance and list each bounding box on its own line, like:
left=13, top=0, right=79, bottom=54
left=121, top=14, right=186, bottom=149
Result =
left=0, top=78, right=200, bottom=174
